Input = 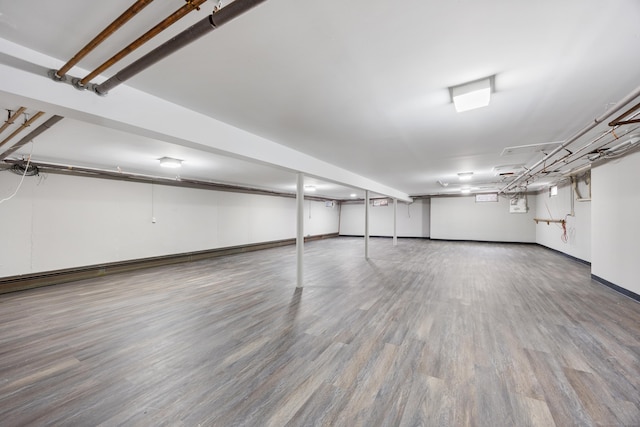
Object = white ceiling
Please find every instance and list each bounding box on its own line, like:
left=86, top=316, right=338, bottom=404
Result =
left=1, top=0, right=639, bottom=199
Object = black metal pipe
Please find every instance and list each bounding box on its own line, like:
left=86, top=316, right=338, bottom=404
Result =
left=1, top=158, right=337, bottom=202
left=0, top=115, right=64, bottom=161
left=95, top=0, right=268, bottom=95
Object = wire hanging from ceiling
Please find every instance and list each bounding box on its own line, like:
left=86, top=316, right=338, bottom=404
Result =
left=0, top=143, right=36, bottom=205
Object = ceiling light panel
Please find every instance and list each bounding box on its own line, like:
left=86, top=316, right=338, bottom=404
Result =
left=159, top=157, right=182, bottom=168
left=450, top=76, right=494, bottom=113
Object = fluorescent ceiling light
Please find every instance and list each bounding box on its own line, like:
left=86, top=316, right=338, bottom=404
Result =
left=450, top=76, right=493, bottom=113
left=304, top=185, right=316, bottom=192
left=457, top=171, right=473, bottom=181
left=350, top=193, right=357, bottom=198
left=159, top=157, right=182, bottom=168
left=461, top=188, right=471, bottom=194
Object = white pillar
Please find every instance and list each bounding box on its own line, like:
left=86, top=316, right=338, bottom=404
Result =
left=365, top=190, right=370, bottom=259
left=296, top=173, right=304, bottom=288
left=393, top=198, right=398, bottom=246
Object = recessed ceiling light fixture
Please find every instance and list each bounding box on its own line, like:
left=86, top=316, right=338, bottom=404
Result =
left=450, top=76, right=494, bottom=113
left=159, top=157, right=182, bottom=168
left=304, top=185, right=316, bottom=192
left=350, top=193, right=357, bottom=198
left=461, top=187, right=471, bottom=194
left=457, top=171, right=474, bottom=181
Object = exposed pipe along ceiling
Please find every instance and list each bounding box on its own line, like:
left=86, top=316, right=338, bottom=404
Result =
left=0, top=108, right=370, bottom=202
left=0, top=110, right=46, bottom=151
left=0, top=115, right=64, bottom=161
left=0, top=107, right=27, bottom=135
left=609, top=102, right=640, bottom=126
left=95, top=0, right=268, bottom=95
left=78, top=0, right=209, bottom=88
left=54, top=0, right=156, bottom=79
left=500, top=84, right=640, bottom=194
left=7, top=87, right=639, bottom=198
left=0, top=158, right=341, bottom=202
left=49, top=0, right=208, bottom=88
left=49, top=0, right=268, bottom=94
left=1, top=0, right=635, bottom=199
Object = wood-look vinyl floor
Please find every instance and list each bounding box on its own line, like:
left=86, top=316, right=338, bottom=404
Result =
left=0, top=237, right=639, bottom=426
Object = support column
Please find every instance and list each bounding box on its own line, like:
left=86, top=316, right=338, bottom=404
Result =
left=296, top=173, right=304, bottom=288
left=393, top=198, right=398, bottom=246
left=365, top=190, right=370, bottom=259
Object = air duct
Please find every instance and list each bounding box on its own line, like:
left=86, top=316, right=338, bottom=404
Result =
left=94, top=0, right=268, bottom=95
left=0, top=116, right=64, bottom=161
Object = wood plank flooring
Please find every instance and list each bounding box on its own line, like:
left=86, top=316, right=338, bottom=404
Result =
left=0, top=237, right=639, bottom=426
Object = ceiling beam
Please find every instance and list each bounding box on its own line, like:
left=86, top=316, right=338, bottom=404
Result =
left=0, top=38, right=412, bottom=202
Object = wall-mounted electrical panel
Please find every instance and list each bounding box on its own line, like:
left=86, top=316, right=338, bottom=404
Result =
left=510, top=195, right=528, bottom=213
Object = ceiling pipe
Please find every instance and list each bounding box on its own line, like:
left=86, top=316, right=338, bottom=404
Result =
left=500, top=83, right=640, bottom=194
left=0, top=111, right=45, bottom=150
left=94, top=0, right=268, bottom=95
left=523, top=115, right=639, bottom=182
left=0, top=107, right=27, bottom=135
left=0, top=115, right=63, bottom=161
left=55, top=0, right=156, bottom=79
left=608, top=101, right=640, bottom=126
left=78, top=0, right=209, bottom=87
left=1, top=158, right=337, bottom=202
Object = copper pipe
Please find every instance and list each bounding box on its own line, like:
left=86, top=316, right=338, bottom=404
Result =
left=608, top=101, right=640, bottom=127
left=0, top=107, right=27, bottom=135
left=56, top=0, right=156, bottom=78
left=618, top=118, right=640, bottom=125
left=95, top=0, right=269, bottom=95
left=80, top=0, right=208, bottom=86
left=0, top=116, right=63, bottom=161
left=500, top=83, right=640, bottom=193
left=0, top=111, right=45, bottom=150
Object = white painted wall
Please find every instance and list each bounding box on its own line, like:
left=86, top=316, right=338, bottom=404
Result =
left=0, top=173, right=339, bottom=278
left=534, top=180, right=591, bottom=262
left=591, top=150, right=640, bottom=296
left=339, top=199, right=430, bottom=237
left=304, top=199, right=341, bottom=237
left=430, top=195, right=536, bottom=242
